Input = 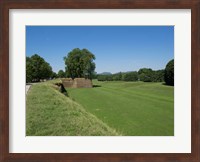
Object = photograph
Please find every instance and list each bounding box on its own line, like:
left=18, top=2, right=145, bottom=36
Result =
left=26, top=26, right=174, bottom=136
left=1, top=0, right=199, bottom=160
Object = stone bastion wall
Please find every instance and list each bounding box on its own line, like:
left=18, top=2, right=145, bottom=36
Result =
left=61, top=78, right=93, bottom=88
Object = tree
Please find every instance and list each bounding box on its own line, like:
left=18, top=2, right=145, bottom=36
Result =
left=123, top=72, right=138, bottom=81
left=152, top=70, right=165, bottom=82
left=164, top=59, right=174, bottom=86
left=112, top=72, right=122, bottom=81
left=97, top=75, right=107, bottom=81
left=91, top=72, right=97, bottom=79
left=64, top=48, right=96, bottom=80
left=26, top=56, right=33, bottom=83
left=51, top=72, right=58, bottom=79
left=138, top=68, right=154, bottom=82
left=57, top=70, right=66, bottom=78
left=26, top=54, right=53, bottom=82
left=97, top=74, right=112, bottom=81
left=106, top=75, right=113, bottom=81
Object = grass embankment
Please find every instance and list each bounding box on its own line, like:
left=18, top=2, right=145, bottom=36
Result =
left=26, top=80, right=118, bottom=136
left=68, top=80, right=174, bottom=136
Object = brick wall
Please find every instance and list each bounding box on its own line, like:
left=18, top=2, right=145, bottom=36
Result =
left=62, top=78, right=92, bottom=88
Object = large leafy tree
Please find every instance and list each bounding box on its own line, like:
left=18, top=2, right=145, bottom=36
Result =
left=164, top=59, right=174, bottom=86
left=64, top=48, right=96, bottom=80
left=57, top=70, right=66, bottom=78
left=26, top=54, right=53, bottom=82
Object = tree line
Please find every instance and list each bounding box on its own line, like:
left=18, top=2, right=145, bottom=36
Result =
left=26, top=48, right=174, bottom=86
left=96, top=69, right=164, bottom=82
left=26, top=48, right=96, bottom=82
left=26, top=54, right=53, bottom=82
left=26, top=54, right=67, bottom=82
left=96, top=59, right=174, bottom=86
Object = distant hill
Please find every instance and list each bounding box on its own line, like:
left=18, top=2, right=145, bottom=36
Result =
left=98, top=72, right=112, bottom=75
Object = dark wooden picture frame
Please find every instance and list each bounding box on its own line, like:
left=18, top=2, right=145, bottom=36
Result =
left=0, top=0, right=199, bottom=161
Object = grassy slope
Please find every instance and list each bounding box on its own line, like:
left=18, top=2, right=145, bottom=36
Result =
left=67, top=80, right=174, bottom=136
left=26, top=80, right=118, bottom=136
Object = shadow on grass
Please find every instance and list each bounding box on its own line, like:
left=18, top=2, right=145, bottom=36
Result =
left=162, top=83, right=174, bottom=87
left=55, top=83, right=69, bottom=97
left=61, top=85, right=69, bottom=97
left=93, top=85, right=102, bottom=88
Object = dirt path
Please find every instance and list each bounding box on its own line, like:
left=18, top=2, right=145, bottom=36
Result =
left=26, top=84, right=31, bottom=94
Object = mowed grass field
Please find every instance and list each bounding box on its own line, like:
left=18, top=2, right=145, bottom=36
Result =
left=26, top=80, right=118, bottom=136
left=67, top=80, right=174, bottom=136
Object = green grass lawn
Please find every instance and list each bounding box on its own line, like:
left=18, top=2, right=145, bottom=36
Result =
left=67, top=80, right=174, bottom=136
left=26, top=80, right=174, bottom=136
left=26, top=80, right=118, bottom=136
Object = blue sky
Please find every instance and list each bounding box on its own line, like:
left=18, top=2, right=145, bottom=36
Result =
left=26, top=26, right=174, bottom=74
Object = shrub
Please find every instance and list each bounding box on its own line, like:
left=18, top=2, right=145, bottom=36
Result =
left=123, top=72, right=138, bottom=81
left=164, top=59, right=174, bottom=86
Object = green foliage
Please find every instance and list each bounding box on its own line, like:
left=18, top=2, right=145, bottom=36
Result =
left=112, top=72, right=122, bottom=81
left=106, top=75, right=113, bottom=81
left=26, top=57, right=33, bottom=83
left=51, top=72, right=58, bottom=79
left=26, top=54, right=53, bottom=82
left=64, top=48, right=96, bottom=80
left=91, top=72, right=97, bottom=79
left=164, top=59, right=174, bottom=86
left=138, top=68, right=165, bottom=82
left=57, top=70, right=66, bottom=78
left=138, top=68, right=154, bottom=82
left=123, top=71, right=138, bottom=81
left=97, top=74, right=113, bottom=81
left=97, top=69, right=165, bottom=83
left=97, top=75, right=107, bottom=81
left=68, top=80, right=174, bottom=136
left=152, top=70, right=165, bottom=82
